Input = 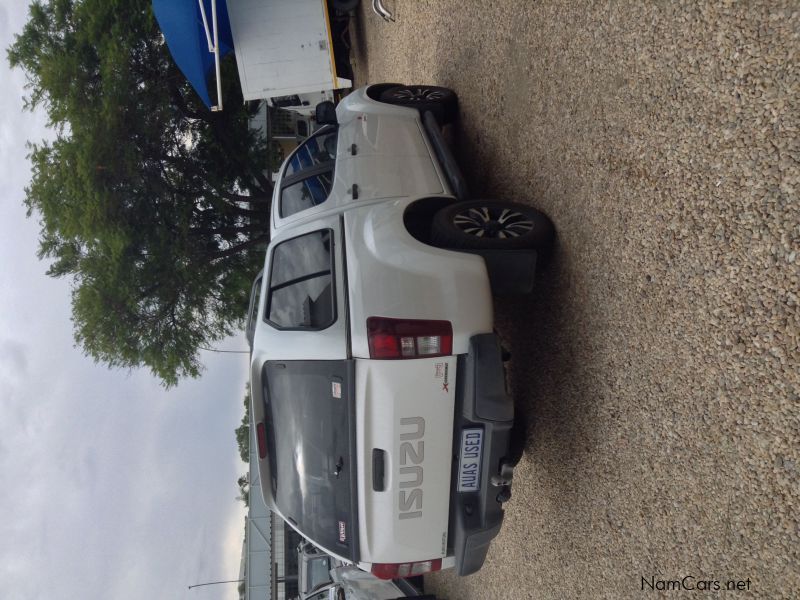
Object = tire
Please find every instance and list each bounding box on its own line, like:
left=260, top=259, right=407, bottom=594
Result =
left=431, top=200, right=555, bottom=250
left=378, top=84, right=458, bottom=124
left=332, top=0, right=360, bottom=11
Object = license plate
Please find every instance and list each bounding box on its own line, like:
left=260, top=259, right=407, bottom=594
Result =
left=457, top=428, right=483, bottom=492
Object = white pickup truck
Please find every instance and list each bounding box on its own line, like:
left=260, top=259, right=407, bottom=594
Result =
left=246, top=84, right=554, bottom=578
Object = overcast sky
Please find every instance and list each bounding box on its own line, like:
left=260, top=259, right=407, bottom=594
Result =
left=0, top=3, right=249, bottom=599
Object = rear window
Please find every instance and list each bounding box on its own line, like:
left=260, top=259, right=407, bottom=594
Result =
left=262, top=360, right=359, bottom=561
left=265, top=230, right=335, bottom=330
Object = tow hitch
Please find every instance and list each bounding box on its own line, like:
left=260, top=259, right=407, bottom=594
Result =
left=490, top=460, right=514, bottom=503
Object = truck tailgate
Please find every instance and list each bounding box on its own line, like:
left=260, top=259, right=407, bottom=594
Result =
left=354, top=357, right=456, bottom=563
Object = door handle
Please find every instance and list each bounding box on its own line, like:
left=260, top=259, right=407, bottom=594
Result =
left=372, top=449, right=386, bottom=491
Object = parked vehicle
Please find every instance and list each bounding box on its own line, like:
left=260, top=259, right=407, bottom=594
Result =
left=298, top=541, right=338, bottom=599
left=305, top=565, right=435, bottom=599
left=334, top=566, right=434, bottom=599
left=227, top=0, right=357, bottom=115
left=246, top=83, right=555, bottom=578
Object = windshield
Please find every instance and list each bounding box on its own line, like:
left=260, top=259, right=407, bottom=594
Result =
left=304, top=556, right=332, bottom=593
left=262, top=360, right=359, bottom=561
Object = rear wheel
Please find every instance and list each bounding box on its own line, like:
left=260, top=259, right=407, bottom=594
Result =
left=379, top=84, right=458, bottom=124
left=432, top=200, right=555, bottom=250
left=332, top=0, right=360, bottom=11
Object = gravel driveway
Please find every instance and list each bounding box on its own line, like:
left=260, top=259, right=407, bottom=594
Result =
left=349, top=1, right=798, bottom=598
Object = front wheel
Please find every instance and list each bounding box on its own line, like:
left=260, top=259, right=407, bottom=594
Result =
left=378, top=84, right=458, bottom=124
left=431, top=200, right=555, bottom=250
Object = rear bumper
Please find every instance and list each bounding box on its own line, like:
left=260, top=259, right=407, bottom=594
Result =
left=450, top=334, right=515, bottom=576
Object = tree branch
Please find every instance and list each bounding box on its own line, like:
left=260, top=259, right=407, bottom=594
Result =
left=208, top=235, right=269, bottom=261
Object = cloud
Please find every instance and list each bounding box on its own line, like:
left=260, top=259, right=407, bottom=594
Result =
left=0, top=3, right=10, bottom=38
left=0, top=338, right=29, bottom=376
left=0, top=338, right=33, bottom=446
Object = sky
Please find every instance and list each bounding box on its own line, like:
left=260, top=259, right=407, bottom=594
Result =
left=0, top=3, right=250, bottom=599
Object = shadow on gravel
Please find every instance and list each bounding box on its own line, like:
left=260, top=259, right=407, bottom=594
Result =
left=492, top=235, right=607, bottom=526
left=495, top=243, right=569, bottom=458
left=446, top=112, right=597, bottom=478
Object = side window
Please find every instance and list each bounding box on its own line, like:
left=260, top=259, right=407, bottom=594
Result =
left=296, top=119, right=309, bottom=138
left=284, top=128, right=338, bottom=178
left=279, top=128, right=338, bottom=219
left=265, top=230, right=335, bottom=330
left=281, top=172, right=333, bottom=217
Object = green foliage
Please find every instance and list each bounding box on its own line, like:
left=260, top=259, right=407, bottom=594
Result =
left=235, top=383, right=251, bottom=463
left=237, top=474, right=249, bottom=507
left=235, top=384, right=250, bottom=506
left=8, top=0, right=273, bottom=385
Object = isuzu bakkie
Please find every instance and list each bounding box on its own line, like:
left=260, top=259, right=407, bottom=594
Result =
left=245, top=84, right=555, bottom=578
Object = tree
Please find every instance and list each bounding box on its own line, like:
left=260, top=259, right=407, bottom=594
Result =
left=235, top=384, right=251, bottom=506
left=8, top=0, right=275, bottom=385
left=235, top=383, right=251, bottom=464
left=236, top=474, right=249, bottom=507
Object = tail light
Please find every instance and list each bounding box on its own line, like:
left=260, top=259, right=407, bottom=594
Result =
left=256, top=422, right=267, bottom=459
left=366, top=317, right=452, bottom=359
left=371, top=559, right=442, bottom=579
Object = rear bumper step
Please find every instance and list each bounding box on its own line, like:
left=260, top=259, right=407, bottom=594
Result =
left=450, top=334, right=516, bottom=576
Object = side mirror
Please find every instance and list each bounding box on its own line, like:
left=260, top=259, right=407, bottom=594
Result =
left=315, top=101, right=337, bottom=125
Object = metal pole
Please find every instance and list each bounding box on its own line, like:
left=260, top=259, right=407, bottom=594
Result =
left=211, top=0, right=223, bottom=111
left=188, top=578, right=245, bottom=590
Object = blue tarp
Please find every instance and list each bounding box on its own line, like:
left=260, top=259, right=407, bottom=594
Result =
left=152, top=0, right=235, bottom=108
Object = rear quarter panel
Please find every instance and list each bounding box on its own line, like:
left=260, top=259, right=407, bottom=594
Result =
left=343, top=198, right=494, bottom=357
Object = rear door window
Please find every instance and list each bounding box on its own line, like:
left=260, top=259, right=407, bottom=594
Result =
left=280, top=128, right=338, bottom=219
left=284, top=128, right=338, bottom=178
left=280, top=172, right=334, bottom=217
left=265, top=230, right=335, bottom=330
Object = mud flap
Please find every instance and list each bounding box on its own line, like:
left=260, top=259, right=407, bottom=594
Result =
left=465, top=249, right=538, bottom=295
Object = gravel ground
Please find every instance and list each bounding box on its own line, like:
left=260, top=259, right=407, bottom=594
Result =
left=348, top=1, right=798, bottom=598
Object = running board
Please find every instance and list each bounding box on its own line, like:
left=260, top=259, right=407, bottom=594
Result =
left=421, top=110, right=470, bottom=202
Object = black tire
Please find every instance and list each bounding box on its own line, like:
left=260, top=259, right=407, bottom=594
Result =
left=378, top=84, right=458, bottom=124
left=332, top=0, right=360, bottom=11
left=431, top=200, right=555, bottom=250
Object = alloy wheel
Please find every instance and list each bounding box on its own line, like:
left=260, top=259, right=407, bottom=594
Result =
left=452, top=206, right=535, bottom=239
